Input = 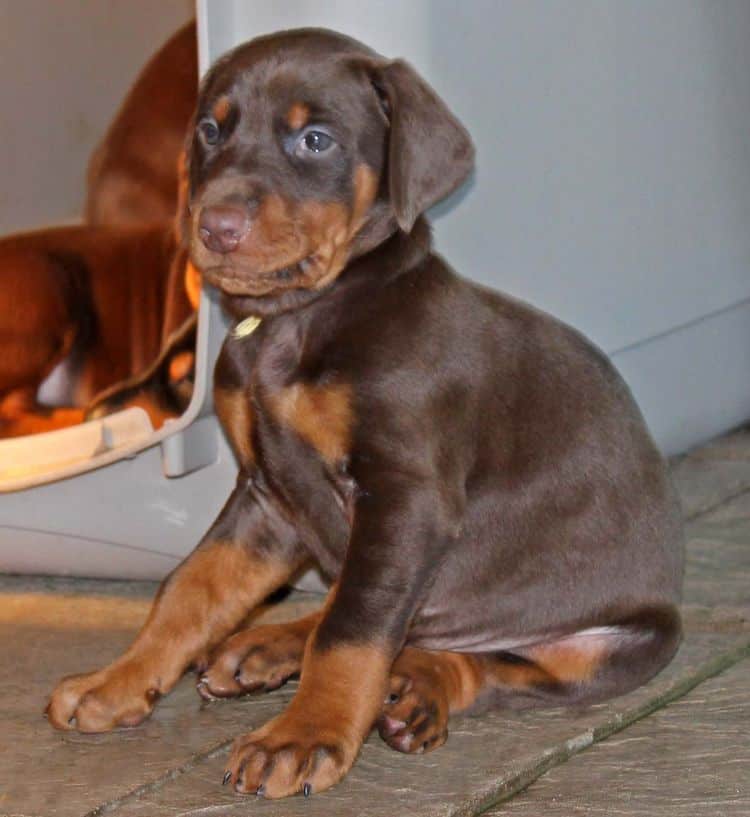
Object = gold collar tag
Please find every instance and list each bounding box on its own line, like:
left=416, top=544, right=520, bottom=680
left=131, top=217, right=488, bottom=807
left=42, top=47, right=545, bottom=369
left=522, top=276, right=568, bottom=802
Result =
left=232, top=315, right=262, bottom=339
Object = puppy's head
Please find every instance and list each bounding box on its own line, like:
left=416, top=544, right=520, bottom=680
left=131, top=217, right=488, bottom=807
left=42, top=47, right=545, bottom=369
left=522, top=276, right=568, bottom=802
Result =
left=187, top=28, right=473, bottom=301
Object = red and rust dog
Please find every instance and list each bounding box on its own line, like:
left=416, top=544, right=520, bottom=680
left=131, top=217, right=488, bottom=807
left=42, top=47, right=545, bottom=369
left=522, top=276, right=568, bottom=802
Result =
left=85, top=20, right=198, bottom=227
left=0, top=224, right=194, bottom=435
left=47, top=29, right=684, bottom=799
left=0, top=22, right=198, bottom=437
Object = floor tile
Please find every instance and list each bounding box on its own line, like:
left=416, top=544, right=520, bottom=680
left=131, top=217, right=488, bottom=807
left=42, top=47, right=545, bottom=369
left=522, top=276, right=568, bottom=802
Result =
left=490, top=654, right=750, bottom=816
left=93, top=635, right=749, bottom=817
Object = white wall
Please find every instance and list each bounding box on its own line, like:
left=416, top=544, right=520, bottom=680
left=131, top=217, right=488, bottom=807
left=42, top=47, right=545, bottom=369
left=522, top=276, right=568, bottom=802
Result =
left=0, top=0, right=193, bottom=234
left=199, top=0, right=750, bottom=454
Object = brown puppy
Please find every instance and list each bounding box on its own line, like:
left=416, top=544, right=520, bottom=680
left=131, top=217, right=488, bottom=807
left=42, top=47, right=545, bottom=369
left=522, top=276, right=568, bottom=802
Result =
left=86, top=20, right=198, bottom=226
left=0, top=23, right=198, bottom=436
left=47, top=29, right=684, bottom=799
left=0, top=225, right=192, bottom=435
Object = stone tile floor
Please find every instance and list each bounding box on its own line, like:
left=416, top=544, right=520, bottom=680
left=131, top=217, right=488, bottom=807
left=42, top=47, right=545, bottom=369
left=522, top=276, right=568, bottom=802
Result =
left=0, top=427, right=748, bottom=816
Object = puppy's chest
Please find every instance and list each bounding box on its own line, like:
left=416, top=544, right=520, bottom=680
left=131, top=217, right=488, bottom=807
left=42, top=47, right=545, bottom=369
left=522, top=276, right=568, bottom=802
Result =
left=215, top=320, right=355, bottom=475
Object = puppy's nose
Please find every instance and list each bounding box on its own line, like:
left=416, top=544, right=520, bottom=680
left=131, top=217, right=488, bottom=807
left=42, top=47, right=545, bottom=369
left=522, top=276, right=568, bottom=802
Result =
left=198, top=205, right=250, bottom=254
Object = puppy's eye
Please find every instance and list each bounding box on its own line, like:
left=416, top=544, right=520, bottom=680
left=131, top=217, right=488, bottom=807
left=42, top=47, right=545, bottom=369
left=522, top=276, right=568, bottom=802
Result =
left=296, top=128, right=335, bottom=156
left=198, top=118, right=220, bottom=146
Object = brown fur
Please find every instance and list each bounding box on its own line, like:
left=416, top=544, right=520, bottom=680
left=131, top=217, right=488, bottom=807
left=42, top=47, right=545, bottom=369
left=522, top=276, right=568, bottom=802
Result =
left=226, top=641, right=390, bottom=797
left=48, top=28, right=683, bottom=800
left=268, top=382, right=353, bottom=466
left=86, top=20, right=198, bottom=226
left=0, top=225, right=193, bottom=435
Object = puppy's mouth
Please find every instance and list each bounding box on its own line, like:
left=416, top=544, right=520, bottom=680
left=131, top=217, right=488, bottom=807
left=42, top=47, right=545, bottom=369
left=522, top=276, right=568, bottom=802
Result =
left=200, top=255, right=317, bottom=296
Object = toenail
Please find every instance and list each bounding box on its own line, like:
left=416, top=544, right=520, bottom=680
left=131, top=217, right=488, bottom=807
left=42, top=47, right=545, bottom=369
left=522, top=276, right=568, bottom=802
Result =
left=256, top=784, right=266, bottom=797
left=222, top=770, right=231, bottom=785
left=145, top=687, right=161, bottom=704
left=303, top=782, right=312, bottom=797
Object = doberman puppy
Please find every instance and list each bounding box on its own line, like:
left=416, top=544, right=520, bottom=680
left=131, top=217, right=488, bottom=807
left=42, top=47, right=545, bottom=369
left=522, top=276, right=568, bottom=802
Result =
left=0, top=22, right=198, bottom=436
left=47, top=29, right=684, bottom=799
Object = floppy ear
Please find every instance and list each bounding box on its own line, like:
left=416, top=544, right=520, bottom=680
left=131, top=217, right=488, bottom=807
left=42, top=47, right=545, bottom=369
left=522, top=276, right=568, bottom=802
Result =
left=375, top=60, right=474, bottom=233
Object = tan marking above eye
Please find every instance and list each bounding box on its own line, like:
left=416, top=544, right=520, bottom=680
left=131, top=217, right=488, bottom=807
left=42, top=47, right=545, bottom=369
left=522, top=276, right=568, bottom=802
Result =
left=268, top=382, right=354, bottom=466
left=286, top=102, right=310, bottom=131
left=212, top=96, right=231, bottom=124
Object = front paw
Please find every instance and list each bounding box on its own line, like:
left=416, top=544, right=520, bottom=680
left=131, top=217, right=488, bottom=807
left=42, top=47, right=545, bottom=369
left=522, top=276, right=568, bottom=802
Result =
left=46, top=664, right=160, bottom=733
left=225, top=713, right=358, bottom=799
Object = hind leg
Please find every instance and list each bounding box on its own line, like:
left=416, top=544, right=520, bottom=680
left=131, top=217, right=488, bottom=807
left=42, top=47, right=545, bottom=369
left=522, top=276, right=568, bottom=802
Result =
left=378, top=647, right=484, bottom=753
left=379, top=607, right=681, bottom=753
left=0, top=250, right=84, bottom=437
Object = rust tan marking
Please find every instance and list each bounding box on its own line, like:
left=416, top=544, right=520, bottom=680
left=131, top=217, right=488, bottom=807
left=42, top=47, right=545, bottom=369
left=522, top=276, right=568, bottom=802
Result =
left=486, top=655, right=555, bottom=688
left=215, top=386, right=254, bottom=466
left=226, top=640, right=390, bottom=795
left=168, top=350, right=195, bottom=383
left=286, top=101, right=310, bottom=131
left=46, top=542, right=294, bottom=732
left=212, top=95, right=231, bottom=124
left=296, top=640, right=390, bottom=739
left=518, top=632, right=612, bottom=683
left=308, top=163, right=379, bottom=291
left=184, top=260, right=201, bottom=309
left=268, top=382, right=353, bottom=465
left=391, top=647, right=486, bottom=713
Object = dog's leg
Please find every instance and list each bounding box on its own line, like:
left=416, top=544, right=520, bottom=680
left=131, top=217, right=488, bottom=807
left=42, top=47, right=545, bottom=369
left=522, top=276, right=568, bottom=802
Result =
left=46, top=476, right=304, bottom=732
left=223, top=468, right=462, bottom=798
left=377, top=647, right=481, bottom=753
left=479, top=607, right=682, bottom=709
left=378, top=607, right=681, bottom=753
left=197, top=610, right=321, bottom=699
left=0, top=248, right=85, bottom=437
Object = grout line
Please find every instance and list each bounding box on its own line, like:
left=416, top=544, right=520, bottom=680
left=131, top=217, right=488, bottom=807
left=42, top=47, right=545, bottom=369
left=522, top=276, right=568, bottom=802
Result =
left=79, top=738, right=234, bottom=817
left=82, top=640, right=750, bottom=816
left=77, top=446, right=750, bottom=815
left=683, top=482, right=750, bottom=523
left=455, top=638, right=750, bottom=817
